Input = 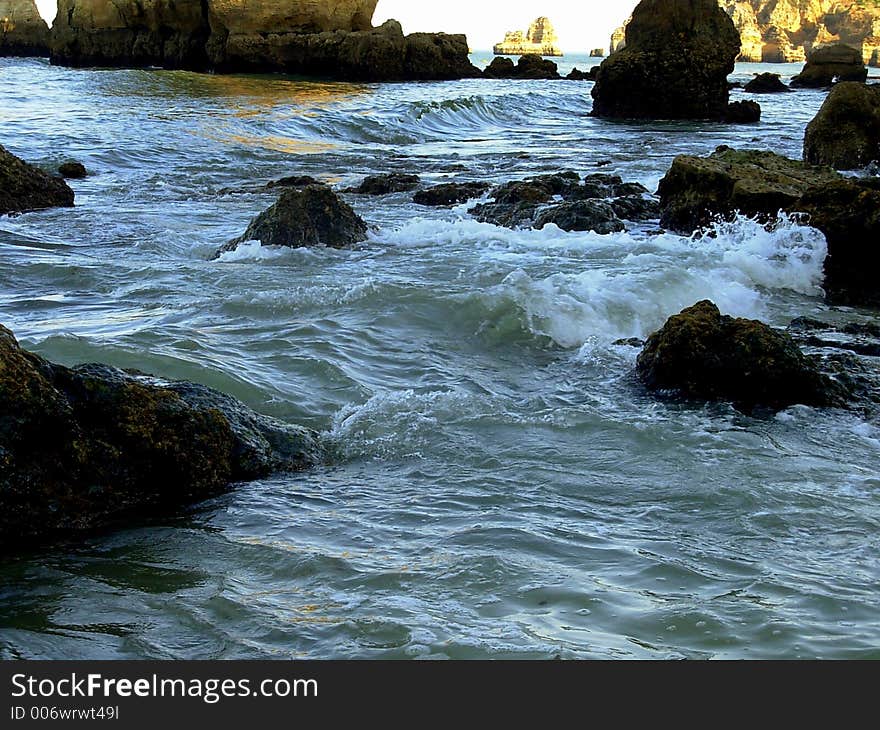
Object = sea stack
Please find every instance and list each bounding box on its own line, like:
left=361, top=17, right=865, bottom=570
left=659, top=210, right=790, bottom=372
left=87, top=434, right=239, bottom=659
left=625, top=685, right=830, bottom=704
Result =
left=493, top=16, right=563, bottom=57
left=0, top=0, right=49, bottom=56
left=592, top=0, right=741, bottom=120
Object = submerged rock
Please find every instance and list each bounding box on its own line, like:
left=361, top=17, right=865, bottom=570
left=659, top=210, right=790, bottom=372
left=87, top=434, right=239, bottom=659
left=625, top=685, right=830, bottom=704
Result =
left=0, top=324, right=321, bottom=547
left=58, top=161, right=88, bottom=179
left=1, top=144, right=75, bottom=215
left=591, top=0, right=741, bottom=120
left=534, top=200, right=625, bottom=234
left=412, top=182, right=490, bottom=207
left=348, top=173, right=420, bottom=195
left=743, top=73, right=791, bottom=94
left=0, top=0, right=49, bottom=57
left=791, top=44, right=868, bottom=88
left=803, top=82, right=880, bottom=170
left=266, top=175, right=321, bottom=189
left=566, top=67, right=598, bottom=81
left=636, top=301, right=846, bottom=413
left=724, top=100, right=762, bottom=124
left=219, top=185, right=368, bottom=256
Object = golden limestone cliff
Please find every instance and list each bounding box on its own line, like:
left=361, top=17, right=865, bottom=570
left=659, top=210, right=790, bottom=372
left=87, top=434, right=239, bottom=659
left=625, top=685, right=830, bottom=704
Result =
left=493, top=16, right=563, bottom=56
left=612, top=1, right=880, bottom=65
left=0, top=0, right=49, bottom=55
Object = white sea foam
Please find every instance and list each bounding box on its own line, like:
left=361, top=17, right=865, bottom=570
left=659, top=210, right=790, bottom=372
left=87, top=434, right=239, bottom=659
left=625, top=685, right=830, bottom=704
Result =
left=213, top=240, right=292, bottom=263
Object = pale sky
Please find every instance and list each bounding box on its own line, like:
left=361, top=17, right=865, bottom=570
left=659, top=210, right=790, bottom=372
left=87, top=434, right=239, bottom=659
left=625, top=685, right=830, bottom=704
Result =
left=35, top=1, right=635, bottom=54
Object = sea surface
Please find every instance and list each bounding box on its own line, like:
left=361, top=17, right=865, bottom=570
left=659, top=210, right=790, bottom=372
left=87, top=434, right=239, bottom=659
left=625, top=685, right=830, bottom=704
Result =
left=1, top=53, right=879, bottom=659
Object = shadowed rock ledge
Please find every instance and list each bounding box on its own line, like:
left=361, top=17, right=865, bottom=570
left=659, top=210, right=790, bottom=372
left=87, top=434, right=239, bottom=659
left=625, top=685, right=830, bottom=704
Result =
left=0, top=0, right=49, bottom=56
left=0, top=324, right=322, bottom=548
left=48, top=1, right=480, bottom=80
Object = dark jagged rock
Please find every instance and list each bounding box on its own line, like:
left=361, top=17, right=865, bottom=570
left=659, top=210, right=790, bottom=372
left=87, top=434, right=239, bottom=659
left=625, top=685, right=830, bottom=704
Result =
left=266, top=175, right=321, bottom=189
left=58, top=161, right=88, bottom=179
left=656, top=146, right=841, bottom=233
left=567, top=67, right=598, bottom=81
left=591, top=0, right=741, bottom=120
left=534, top=201, right=625, bottom=234
left=348, top=173, right=420, bottom=195
left=803, top=82, right=880, bottom=170
left=0, top=324, right=321, bottom=547
left=724, top=100, right=762, bottom=123
left=610, top=196, right=661, bottom=221
left=790, top=44, right=868, bottom=88
left=636, top=300, right=847, bottom=413
left=218, top=185, right=367, bottom=256
left=1, top=144, right=75, bottom=215
left=796, top=179, right=880, bottom=306
left=612, top=181, right=649, bottom=197
left=483, top=54, right=560, bottom=79
left=412, top=182, right=490, bottom=207
left=0, top=0, right=49, bottom=57
left=743, top=72, right=791, bottom=94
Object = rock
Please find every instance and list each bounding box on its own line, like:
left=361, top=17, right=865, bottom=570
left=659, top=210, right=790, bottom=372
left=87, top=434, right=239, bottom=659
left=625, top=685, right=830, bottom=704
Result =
left=348, top=173, right=420, bottom=195
left=610, top=196, right=661, bottom=221
left=791, top=43, right=868, bottom=88
left=484, top=54, right=560, bottom=79
left=58, top=161, right=88, bottom=179
left=591, top=0, right=741, bottom=120
left=266, top=175, right=321, bottom=189
left=590, top=48, right=605, bottom=58
left=1, top=144, right=75, bottom=215
left=724, top=100, right=762, bottom=123
left=567, top=67, right=598, bottom=81
left=219, top=185, right=367, bottom=255
left=493, top=16, right=562, bottom=56
left=796, top=178, right=880, bottom=306
left=49, top=2, right=480, bottom=80
left=721, top=1, right=880, bottom=67
left=0, top=0, right=48, bottom=56
left=470, top=200, right=542, bottom=229
left=534, top=201, right=625, bottom=234
left=656, top=146, right=880, bottom=306
left=412, top=182, right=490, bottom=207
left=743, top=72, right=791, bottom=93
left=636, top=300, right=846, bottom=412
left=0, top=324, right=321, bottom=547
left=656, top=146, right=841, bottom=233
left=803, top=82, right=880, bottom=170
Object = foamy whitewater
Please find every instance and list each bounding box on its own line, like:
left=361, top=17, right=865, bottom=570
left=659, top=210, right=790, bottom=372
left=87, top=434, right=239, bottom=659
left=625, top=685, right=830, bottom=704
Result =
left=1, top=55, right=879, bottom=659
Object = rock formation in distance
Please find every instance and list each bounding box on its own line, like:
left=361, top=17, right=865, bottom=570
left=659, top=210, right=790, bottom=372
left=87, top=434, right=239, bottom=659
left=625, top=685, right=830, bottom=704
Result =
left=493, top=16, right=563, bottom=56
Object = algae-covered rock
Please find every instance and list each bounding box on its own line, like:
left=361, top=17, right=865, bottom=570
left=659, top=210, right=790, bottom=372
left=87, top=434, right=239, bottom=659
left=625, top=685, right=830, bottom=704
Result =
left=1, top=144, right=75, bottom=215
left=803, top=82, right=880, bottom=170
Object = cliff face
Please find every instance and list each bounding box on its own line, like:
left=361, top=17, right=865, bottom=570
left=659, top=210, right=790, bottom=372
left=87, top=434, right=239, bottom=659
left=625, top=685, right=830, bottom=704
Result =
left=493, top=16, right=563, bottom=56
left=46, top=1, right=477, bottom=79
left=0, top=0, right=49, bottom=56
left=612, top=1, right=880, bottom=65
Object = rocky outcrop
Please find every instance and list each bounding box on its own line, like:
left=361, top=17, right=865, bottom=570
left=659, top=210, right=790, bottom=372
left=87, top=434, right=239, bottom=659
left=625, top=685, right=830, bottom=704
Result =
left=412, top=182, right=490, bottom=207
left=796, top=178, right=880, bottom=306
left=590, top=48, right=605, bottom=57
left=218, top=185, right=367, bottom=256
left=724, top=99, right=762, bottom=122
left=58, top=161, right=88, bottom=179
left=791, top=43, right=868, bottom=86
left=0, top=324, right=321, bottom=547
left=592, top=0, right=741, bottom=120
left=636, top=300, right=846, bottom=413
left=744, top=72, right=792, bottom=92
left=1, top=144, right=75, bottom=215
left=493, top=16, right=562, bottom=56
left=0, top=0, right=48, bottom=56
left=483, top=54, right=560, bottom=79
left=656, top=146, right=880, bottom=306
left=468, top=172, right=657, bottom=232
left=347, top=173, right=420, bottom=195
left=804, top=81, right=880, bottom=169
left=657, top=146, right=842, bottom=232
left=49, top=2, right=480, bottom=80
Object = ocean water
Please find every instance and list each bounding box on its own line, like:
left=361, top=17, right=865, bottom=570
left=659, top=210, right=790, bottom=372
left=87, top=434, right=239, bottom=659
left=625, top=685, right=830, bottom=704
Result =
left=1, top=54, right=879, bottom=659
